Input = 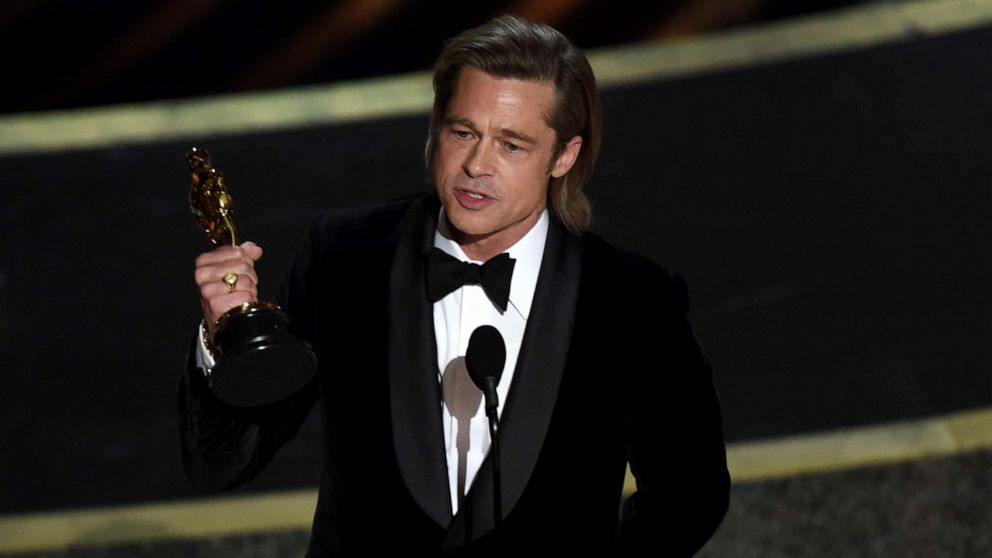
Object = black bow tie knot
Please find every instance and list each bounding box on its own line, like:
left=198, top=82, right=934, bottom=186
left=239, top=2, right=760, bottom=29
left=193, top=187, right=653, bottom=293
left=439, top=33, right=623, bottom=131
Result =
left=426, top=247, right=516, bottom=313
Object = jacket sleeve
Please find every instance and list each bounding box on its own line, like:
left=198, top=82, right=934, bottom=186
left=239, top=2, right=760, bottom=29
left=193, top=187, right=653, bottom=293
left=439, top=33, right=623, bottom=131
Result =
left=177, top=345, right=318, bottom=492
left=614, top=271, right=730, bottom=557
left=177, top=217, right=322, bottom=493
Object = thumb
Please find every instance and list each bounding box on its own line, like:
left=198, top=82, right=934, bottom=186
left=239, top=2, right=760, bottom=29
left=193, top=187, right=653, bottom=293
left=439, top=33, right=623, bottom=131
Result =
left=241, top=241, right=264, bottom=262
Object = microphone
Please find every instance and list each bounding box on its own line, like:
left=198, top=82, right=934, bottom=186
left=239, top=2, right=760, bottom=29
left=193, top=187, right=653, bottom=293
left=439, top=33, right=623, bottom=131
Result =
left=466, top=325, right=506, bottom=419
left=465, top=325, right=506, bottom=533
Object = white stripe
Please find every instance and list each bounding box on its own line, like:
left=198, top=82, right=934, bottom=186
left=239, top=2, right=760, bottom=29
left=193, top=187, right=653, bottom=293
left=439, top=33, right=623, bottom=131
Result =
left=1, top=0, right=990, bottom=155
left=3, top=407, right=990, bottom=553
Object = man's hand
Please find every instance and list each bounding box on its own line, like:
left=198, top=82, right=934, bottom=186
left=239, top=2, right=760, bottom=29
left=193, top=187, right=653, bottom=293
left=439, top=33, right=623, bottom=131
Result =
left=195, top=241, right=263, bottom=342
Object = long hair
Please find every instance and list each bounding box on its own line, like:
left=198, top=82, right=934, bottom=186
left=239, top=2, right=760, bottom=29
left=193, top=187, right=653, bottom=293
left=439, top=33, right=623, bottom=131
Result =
left=425, top=15, right=601, bottom=233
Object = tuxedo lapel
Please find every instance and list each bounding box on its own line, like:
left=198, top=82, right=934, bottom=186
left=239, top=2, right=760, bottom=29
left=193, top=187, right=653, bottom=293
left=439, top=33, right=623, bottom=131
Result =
left=443, top=215, right=583, bottom=548
left=387, top=194, right=454, bottom=528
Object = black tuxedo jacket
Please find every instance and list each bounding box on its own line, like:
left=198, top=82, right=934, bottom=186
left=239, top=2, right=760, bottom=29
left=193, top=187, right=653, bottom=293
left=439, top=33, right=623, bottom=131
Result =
left=179, top=193, right=729, bottom=557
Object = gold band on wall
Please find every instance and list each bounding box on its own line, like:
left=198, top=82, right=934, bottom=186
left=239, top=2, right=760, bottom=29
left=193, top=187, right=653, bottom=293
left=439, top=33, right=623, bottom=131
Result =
left=1, top=0, right=991, bottom=156
left=1, top=407, right=989, bottom=554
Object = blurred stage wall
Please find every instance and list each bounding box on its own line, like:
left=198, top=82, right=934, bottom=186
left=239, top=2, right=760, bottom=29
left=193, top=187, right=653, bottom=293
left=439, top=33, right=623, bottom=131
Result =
left=0, top=2, right=989, bottom=546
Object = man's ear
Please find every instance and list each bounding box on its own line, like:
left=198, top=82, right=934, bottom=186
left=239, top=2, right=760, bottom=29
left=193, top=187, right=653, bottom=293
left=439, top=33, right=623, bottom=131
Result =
left=550, top=135, right=583, bottom=178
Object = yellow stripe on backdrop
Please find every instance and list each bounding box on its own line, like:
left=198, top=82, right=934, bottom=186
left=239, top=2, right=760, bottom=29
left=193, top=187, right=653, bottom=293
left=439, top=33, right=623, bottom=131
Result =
left=0, top=0, right=991, bottom=156
left=2, top=407, right=989, bottom=554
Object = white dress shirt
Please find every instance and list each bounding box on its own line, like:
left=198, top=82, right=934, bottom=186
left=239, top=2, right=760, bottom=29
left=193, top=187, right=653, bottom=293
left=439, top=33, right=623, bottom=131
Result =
left=433, top=209, right=547, bottom=514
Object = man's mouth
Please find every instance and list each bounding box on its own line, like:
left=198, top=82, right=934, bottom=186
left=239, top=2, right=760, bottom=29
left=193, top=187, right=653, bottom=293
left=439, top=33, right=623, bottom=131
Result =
left=456, top=187, right=493, bottom=200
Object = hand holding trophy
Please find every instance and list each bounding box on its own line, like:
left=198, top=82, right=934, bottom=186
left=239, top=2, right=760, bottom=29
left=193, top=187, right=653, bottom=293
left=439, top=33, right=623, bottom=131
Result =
left=187, top=147, right=317, bottom=407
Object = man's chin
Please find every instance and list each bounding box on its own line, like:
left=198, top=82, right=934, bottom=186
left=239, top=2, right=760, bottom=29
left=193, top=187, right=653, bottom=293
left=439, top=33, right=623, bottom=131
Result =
left=445, top=217, right=490, bottom=241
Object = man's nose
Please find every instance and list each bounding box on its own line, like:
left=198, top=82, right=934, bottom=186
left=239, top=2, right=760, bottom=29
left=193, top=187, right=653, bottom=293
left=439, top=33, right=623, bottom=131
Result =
left=463, top=140, right=495, bottom=177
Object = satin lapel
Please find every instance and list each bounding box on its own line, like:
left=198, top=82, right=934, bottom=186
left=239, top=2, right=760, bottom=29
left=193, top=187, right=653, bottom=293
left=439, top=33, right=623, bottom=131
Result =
left=388, top=194, right=453, bottom=528
left=443, top=216, right=583, bottom=547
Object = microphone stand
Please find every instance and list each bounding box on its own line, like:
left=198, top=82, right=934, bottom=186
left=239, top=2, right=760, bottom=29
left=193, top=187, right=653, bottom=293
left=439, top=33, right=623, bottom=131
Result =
left=483, top=377, right=502, bottom=536
left=466, top=325, right=506, bottom=550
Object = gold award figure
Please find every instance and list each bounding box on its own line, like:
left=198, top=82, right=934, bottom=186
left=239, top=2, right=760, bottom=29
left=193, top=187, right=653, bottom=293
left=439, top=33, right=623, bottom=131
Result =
left=186, top=147, right=317, bottom=407
left=188, top=147, right=238, bottom=247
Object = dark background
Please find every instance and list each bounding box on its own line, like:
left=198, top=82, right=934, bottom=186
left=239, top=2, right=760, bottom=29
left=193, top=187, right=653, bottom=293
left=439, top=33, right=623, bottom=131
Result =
left=1, top=0, right=862, bottom=115
left=1, top=2, right=989, bottom=516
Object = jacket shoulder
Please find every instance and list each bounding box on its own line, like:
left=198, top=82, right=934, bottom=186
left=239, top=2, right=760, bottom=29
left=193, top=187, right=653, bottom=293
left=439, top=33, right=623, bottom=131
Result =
left=582, top=231, right=685, bottom=285
left=275, top=193, right=428, bottom=315
left=307, top=192, right=426, bottom=254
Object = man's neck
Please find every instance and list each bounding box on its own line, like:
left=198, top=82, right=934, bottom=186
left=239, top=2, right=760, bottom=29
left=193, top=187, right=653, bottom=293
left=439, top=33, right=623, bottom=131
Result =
left=439, top=211, right=544, bottom=262
left=458, top=237, right=514, bottom=262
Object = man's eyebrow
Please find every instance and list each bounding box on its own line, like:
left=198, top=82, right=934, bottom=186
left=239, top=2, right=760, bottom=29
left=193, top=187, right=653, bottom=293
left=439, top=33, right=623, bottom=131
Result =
left=443, top=118, right=477, bottom=132
left=499, top=128, right=537, bottom=145
left=442, top=118, right=537, bottom=145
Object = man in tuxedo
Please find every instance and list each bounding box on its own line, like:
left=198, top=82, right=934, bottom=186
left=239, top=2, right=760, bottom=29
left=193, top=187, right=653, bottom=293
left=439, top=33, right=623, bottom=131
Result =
left=181, top=15, right=729, bottom=557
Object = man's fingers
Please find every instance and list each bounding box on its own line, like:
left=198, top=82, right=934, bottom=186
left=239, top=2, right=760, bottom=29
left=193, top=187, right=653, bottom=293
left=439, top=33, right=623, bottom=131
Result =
left=199, top=275, right=258, bottom=298
left=193, top=241, right=262, bottom=337
left=195, top=245, right=243, bottom=267
left=195, top=242, right=263, bottom=267
left=194, top=241, right=264, bottom=329
left=194, top=259, right=260, bottom=288
left=242, top=241, right=263, bottom=262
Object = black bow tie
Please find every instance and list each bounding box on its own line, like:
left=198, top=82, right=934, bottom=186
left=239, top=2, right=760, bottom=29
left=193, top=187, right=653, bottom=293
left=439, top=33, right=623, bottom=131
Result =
left=426, top=247, right=516, bottom=313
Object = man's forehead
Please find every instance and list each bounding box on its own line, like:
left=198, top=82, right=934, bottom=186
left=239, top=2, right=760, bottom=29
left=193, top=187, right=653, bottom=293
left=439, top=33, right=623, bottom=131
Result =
left=451, top=67, right=556, bottom=98
left=445, top=67, right=556, bottom=127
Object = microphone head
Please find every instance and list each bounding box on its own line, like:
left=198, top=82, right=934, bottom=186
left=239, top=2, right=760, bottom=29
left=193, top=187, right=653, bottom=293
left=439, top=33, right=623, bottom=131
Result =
left=466, top=325, right=506, bottom=391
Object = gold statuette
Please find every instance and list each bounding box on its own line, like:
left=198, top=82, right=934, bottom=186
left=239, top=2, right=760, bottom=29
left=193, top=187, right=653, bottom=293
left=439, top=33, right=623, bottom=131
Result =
left=187, top=147, right=238, bottom=246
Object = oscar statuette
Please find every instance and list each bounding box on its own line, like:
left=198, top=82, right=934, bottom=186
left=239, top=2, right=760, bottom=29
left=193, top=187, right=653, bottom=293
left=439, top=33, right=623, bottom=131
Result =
left=187, top=147, right=317, bottom=407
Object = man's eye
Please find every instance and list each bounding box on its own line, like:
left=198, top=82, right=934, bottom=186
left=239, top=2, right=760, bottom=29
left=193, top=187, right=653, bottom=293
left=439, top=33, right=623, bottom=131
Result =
left=504, top=142, right=521, bottom=152
left=452, top=130, right=472, bottom=139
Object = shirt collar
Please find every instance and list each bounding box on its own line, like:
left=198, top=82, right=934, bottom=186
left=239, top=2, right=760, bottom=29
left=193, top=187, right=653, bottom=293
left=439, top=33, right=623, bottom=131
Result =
left=433, top=209, right=548, bottom=320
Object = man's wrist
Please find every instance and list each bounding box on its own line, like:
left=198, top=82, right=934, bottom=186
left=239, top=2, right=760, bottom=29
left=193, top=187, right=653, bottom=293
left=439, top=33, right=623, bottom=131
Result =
left=196, top=321, right=217, bottom=380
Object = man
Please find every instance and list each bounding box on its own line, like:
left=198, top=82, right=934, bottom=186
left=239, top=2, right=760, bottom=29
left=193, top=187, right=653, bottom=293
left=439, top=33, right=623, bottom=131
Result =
left=181, top=15, right=729, bottom=557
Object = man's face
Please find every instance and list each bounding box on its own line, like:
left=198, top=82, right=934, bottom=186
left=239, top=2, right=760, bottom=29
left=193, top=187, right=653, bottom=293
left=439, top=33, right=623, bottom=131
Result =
left=433, top=67, right=581, bottom=259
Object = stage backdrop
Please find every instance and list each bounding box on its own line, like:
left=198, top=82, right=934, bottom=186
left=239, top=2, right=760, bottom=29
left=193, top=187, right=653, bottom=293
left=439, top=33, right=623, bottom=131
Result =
left=1, top=25, right=989, bottom=513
